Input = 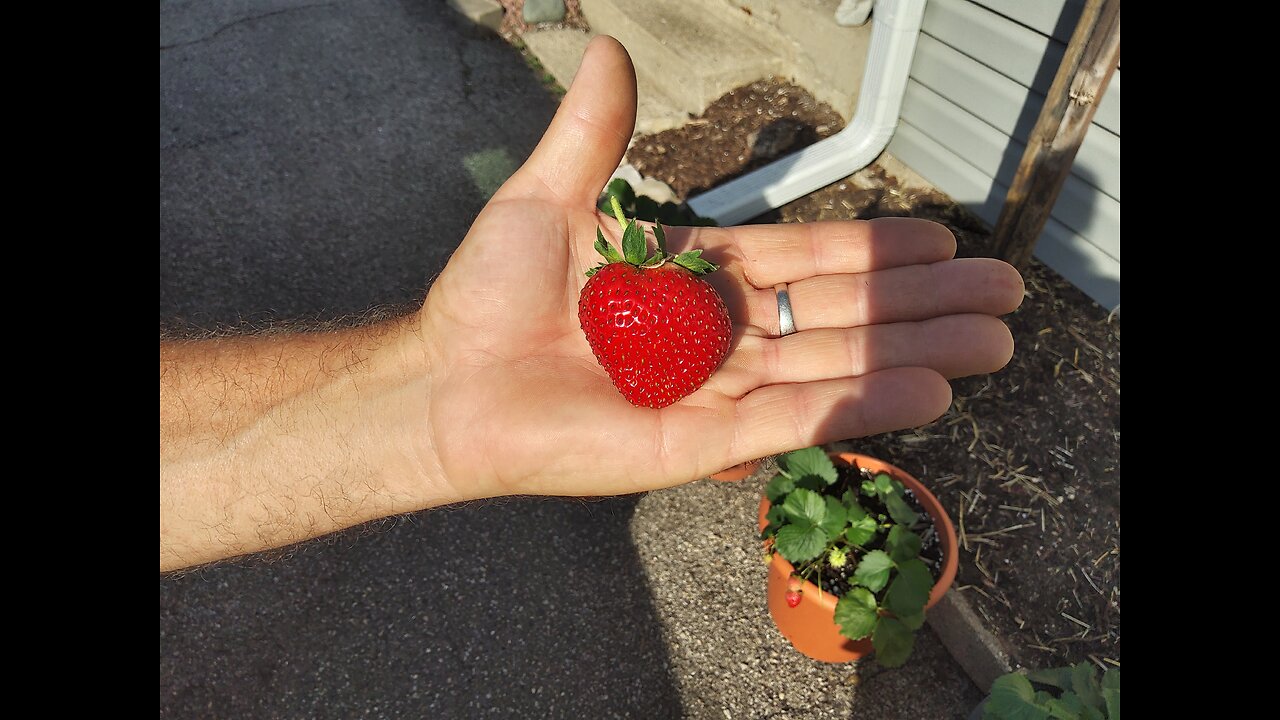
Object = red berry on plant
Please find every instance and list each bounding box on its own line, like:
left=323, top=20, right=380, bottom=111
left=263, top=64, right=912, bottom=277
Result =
left=785, top=590, right=803, bottom=608
left=578, top=197, right=732, bottom=409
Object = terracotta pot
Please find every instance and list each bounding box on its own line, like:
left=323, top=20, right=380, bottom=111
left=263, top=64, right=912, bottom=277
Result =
left=709, top=461, right=760, bottom=482
left=757, top=452, right=958, bottom=663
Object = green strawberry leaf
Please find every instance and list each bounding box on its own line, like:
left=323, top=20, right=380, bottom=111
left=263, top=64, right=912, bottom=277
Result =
left=780, top=488, right=826, bottom=526
left=1102, top=689, right=1119, bottom=720
left=585, top=263, right=605, bottom=278
left=622, top=220, right=648, bottom=265
left=884, top=492, right=920, bottom=527
left=781, top=447, right=838, bottom=485
left=896, top=609, right=925, bottom=630
left=1071, top=662, right=1102, bottom=710
left=672, top=250, right=718, bottom=275
left=794, top=474, right=827, bottom=492
left=653, top=223, right=667, bottom=256
left=883, top=558, right=932, bottom=618
left=842, top=490, right=864, bottom=517
left=761, top=504, right=788, bottom=538
left=874, top=473, right=894, bottom=496
left=594, top=228, right=623, bottom=264
left=774, top=524, right=828, bottom=563
left=764, top=474, right=795, bottom=503
left=872, top=617, right=915, bottom=668
left=1028, top=667, right=1074, bottom=691
left=1100, top=667, right=1119, bottom=692
left=852, top=550, right=894, bottom=592
left=885, top=525, right=922, bottom=562
left=845, top=515, right=877, bottom=546
left=832, top=587, right=878, bottom=640
left=986, top=674, right=1047, bottom=720
left=861, top=479, right=878, bottom=496
left=1101, top=668, right=1119, bottom=719
left=1045, top=694, right=1084, bottom=720
left=820, top=496, right=847, bottom=541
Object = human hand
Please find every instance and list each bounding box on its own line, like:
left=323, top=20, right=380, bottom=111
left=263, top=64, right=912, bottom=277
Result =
left=413, top=37, right=1022, bottom=501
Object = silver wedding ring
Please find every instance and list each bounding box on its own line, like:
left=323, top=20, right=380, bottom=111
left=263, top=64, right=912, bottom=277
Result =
left=775, top=283, right=796, bottom=337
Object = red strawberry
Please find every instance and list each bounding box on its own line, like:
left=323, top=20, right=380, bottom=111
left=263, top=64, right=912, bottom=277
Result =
left=785, top=590, right=803, bottom=608
left=578, top=198, right=732, bottom=409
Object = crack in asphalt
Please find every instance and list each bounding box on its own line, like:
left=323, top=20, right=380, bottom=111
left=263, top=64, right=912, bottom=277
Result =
left=159, top=1, right=340, bottom=51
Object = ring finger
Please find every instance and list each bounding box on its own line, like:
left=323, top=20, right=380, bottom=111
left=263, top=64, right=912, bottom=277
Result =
left=708, top=313, right=1014, bottom=398
left=737, top=258, right=1023, bottom=336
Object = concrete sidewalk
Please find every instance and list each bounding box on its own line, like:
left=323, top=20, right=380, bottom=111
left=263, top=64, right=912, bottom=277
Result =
left=159, top=1, right=982, bottom=716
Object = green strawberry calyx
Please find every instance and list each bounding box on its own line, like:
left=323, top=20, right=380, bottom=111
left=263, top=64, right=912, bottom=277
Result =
left=585, top=196, right=719, bottom=278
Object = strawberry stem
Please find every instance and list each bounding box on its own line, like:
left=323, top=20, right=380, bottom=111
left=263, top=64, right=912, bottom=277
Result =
left=609, top=195, right=628, bottom=232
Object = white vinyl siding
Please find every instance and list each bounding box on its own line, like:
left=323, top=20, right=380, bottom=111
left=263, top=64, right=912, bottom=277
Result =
left=887, top=0, right=1120, bottom=309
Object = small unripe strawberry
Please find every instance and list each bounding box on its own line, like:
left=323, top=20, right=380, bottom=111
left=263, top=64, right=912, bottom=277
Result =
left=787, top=575, right=804, bottom=592
left=828, top=547, right=848, bottom=568
left=785, top=590, right=803, bottom=608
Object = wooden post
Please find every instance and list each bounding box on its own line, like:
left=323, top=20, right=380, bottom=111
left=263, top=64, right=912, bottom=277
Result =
left=991, top=0, right=1120, bottom=270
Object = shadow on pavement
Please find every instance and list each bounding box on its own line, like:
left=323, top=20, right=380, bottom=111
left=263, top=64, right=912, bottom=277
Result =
left=160, top=1, right=685, bottom=715
left=160, top=497, right=683, bottom=716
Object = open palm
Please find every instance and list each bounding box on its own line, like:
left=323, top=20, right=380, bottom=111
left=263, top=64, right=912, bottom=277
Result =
left=416, top=37, right=1022, bottom=501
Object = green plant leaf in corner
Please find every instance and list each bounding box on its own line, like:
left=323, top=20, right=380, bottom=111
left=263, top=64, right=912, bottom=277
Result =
left=1102, top=691, right=1119, bottom=720
left=1027, top=667, right=1074, bottom=691
left=1071, top=662, right=1103, bottom=711
left=781, top=447, right=838, bottom=485
left=1101, top=668, right=1119, bottom=720
left=832, top=587, right=878, bottom=640
left=985, top=674, right=1048, bottom=720
left=872, top=617, right=915, bottom=668
left=1078, top=706, right=1104, bottom=720
left=852, top=550, right=895, bottom=592
left=1044, top=694, right=1084, bottom=720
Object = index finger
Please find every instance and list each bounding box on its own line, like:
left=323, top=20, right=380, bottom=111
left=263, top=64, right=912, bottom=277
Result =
left=721, top=217, right=957, bottom=289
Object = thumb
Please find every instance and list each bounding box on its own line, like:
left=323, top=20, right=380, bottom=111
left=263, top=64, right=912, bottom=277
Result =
left=499, top=35, right=637, bottom=207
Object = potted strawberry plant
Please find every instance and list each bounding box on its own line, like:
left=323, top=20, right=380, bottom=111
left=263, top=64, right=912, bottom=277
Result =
left=759, top=447, right=958, bottom=665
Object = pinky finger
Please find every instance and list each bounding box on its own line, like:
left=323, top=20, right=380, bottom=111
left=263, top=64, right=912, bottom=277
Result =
left=728, top=367, right=952, bottom=462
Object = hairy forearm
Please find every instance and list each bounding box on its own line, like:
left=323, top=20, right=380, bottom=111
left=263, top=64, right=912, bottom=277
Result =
left=159, top=315, right=438, bottom=571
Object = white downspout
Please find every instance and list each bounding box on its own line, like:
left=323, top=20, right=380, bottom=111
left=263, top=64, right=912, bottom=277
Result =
left=686, top=0, right=927, bottom=225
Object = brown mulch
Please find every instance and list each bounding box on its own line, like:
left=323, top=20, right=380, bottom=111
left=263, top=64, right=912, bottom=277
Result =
left=625, top=80, right=1121, bottom=672
left=627, top=78, right=845, bottom=199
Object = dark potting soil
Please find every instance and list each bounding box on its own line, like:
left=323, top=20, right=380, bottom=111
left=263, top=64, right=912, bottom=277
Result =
left=811, top=460, right=941, bottom=598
